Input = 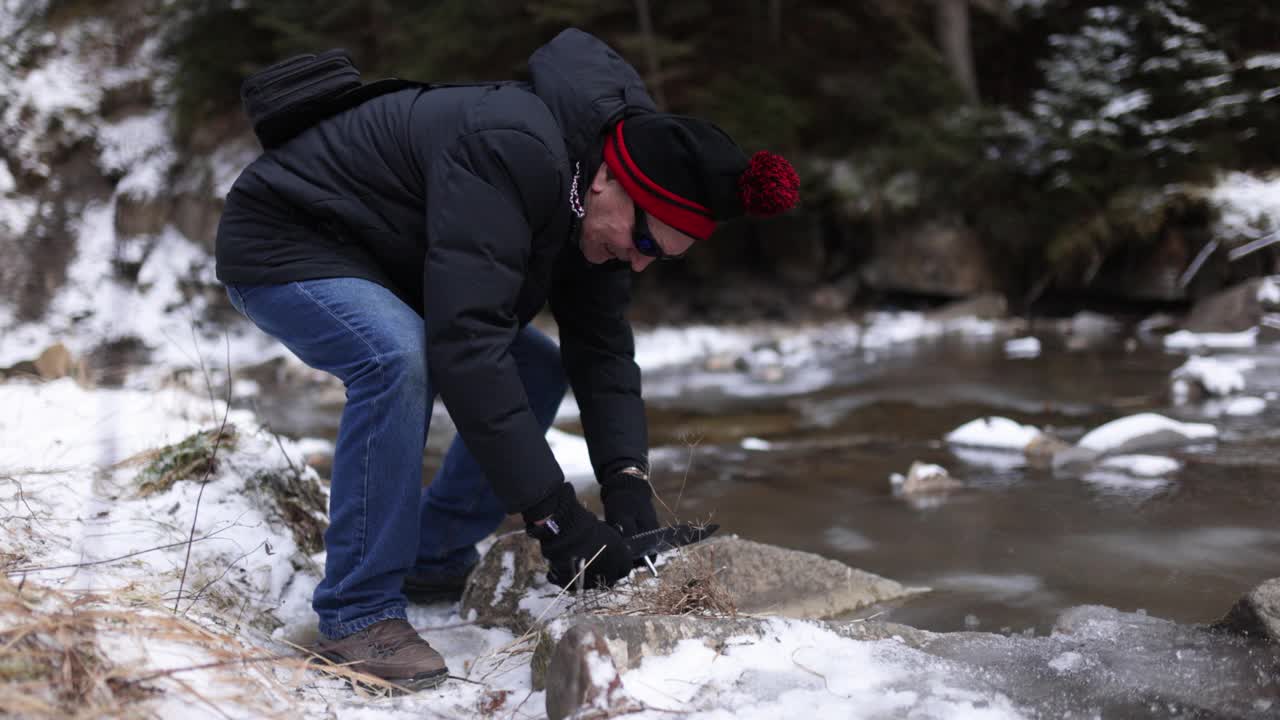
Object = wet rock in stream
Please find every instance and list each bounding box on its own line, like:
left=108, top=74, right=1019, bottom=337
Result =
left=1216, top=577, right=1280, bottom=643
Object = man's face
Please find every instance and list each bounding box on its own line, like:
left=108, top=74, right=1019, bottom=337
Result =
left=580, top=164, right=696, bottom=272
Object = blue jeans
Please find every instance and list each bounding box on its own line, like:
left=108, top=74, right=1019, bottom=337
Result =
left=226, top=278, right=566, bottom=639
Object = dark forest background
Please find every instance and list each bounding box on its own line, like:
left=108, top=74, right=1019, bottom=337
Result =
left=45, top=0, right=1280, bottom=319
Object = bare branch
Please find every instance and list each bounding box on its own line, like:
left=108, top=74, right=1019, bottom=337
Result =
left=174, top=331, right=234, bottom=614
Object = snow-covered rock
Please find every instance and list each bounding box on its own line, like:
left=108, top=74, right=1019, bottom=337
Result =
left=890, top=461, right=962, bottom=495
left=1171, top=354, right=1252, bottom=399
left=1076, top=412, right=1216, bottom=454
left=946, top=417, right=1043, bottom=450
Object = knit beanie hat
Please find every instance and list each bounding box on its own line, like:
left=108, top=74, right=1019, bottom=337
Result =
left=602, top=114, right=800, bottom=241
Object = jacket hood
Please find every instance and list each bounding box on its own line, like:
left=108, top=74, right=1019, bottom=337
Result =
left=528, top=29, right=657, bottom=167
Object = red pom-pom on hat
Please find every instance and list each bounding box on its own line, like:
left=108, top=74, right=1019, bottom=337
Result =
left=738, top=151, right=800, bottom=217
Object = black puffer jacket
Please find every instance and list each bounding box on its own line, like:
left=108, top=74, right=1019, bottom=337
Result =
left=215, top=29, right=655, bottom=513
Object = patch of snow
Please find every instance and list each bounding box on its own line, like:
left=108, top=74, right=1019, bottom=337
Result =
left=1258, top=276, right=1280, bottom=306
left=1171, top=355, right=1252, bottom=396
left=0, top=205, right=244, bottom=371
left=1099, top=455, right=1181, bottom=477
left=492, top=551, right=516, bottom=603
left=1049, top=651, right=1086, bottom=673
left=1163, top=328, right=1259, bottom=350
left=621, top=619, right=1029, bottom=719
left=1203, top=396, right=1267, bottom=417
left=15, top=53, right=100, bottom=115
left=946, top=417, right=1041, bottom=450
left=97, top=111, right=170, bottom=176
left=1077, top=413, right=1216, bottom=453
left=634, top=326, right=760, bottom=369
left=950, top=446, right=1028, bottom=471
left=1068, top=311, right=1123, bottom=338
left=1100, top=89, right=1150, bottom=117
left=1209, top=172, right=1280, bottom=242
left=1004, top=336, right=1041, bottom=358
left=547, top=428, right=596, bottom=493
left=1245, top=53, right=1280, bottom=70
left=1082, top=470, right=1173, bottom=494
left=740, top=437, right=772, bottom=451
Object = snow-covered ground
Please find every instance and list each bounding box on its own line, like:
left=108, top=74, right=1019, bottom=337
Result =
left=3, top=4, right=1278, bottom=714
left=0, top=375, right=1042, bottom=719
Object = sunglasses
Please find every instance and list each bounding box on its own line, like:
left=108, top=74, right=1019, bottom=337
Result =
left=632, top=205, right=685, bottom=261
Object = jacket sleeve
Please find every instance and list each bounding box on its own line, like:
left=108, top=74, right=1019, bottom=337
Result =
left=423, top=127, right=566, bottom=514
left=548, top=248, right=649, bottom=479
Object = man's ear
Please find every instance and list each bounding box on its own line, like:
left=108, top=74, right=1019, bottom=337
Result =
left=589, top=162, right=612, bottom=194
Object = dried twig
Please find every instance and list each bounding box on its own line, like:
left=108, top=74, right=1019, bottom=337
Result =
left=472, top=544, right=609, bottom=683
left=180, top=540, right=268, bottom=614
left=5, top=524, right=241, bottom=576
left=174, top=332, right=232, bottom=614
left=648, top=432, right=702, bottom=525
left=122, top=652, right=295, bottom=685
left=673, top=433, right=702, bottom=519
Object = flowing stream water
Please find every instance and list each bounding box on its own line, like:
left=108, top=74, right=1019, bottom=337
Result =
left=638, top=324, right=1280, bottom=636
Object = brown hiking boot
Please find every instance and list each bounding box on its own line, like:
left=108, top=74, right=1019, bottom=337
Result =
left=312, top=618, right=448, bottom=692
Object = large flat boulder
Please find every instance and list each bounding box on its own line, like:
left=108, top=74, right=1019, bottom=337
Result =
left=461, top=534, right=927, bottom=635
left=1183, top=276, right=1280, bottom=333
left=662, top=536, right=927, bottom=619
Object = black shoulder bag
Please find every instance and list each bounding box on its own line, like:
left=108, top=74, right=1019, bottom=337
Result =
left=239, top=49, right=416, bottom=149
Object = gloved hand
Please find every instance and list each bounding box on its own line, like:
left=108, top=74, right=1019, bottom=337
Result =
left=523, top=482, right=632, bottom=590
left=600, top=469, right=659, bottom=538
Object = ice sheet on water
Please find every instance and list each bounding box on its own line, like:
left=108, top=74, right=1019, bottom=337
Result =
left=916, top=604, right=1280, bottom=718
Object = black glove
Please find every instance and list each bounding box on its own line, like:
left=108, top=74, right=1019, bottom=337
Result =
left=523, top=482, right=632, bottom=590
left=600, top=469, right=659, bottom=538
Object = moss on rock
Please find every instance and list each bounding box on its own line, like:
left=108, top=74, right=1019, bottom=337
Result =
left=134, top=426, right=238, bottom=496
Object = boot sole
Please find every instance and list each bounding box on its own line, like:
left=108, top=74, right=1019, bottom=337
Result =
left=313, top=652, right=450, bottom=694
left=391, top=668, right=449, bottom=693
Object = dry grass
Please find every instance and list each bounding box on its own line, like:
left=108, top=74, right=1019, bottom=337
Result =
left=601, top=544, right=737, bottom=619
left=0, top=574, right=156, bottom=719
left=0, top=572, right=424, bottom=718
left=0, top=551, right=28, bottom=574
left=248, top=467, right=328, bottom=556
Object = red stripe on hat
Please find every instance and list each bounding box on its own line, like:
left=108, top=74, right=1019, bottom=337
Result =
left=604, top=122, right=716, bottom=241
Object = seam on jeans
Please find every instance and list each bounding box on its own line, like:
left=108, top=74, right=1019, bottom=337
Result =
left=290, top=281, right=383, bottom=361
left=290, top=281, right=384, bottom=595
left=360, top=360, right=377, bottom=575
left=228, top=285, right=257, bottom=325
